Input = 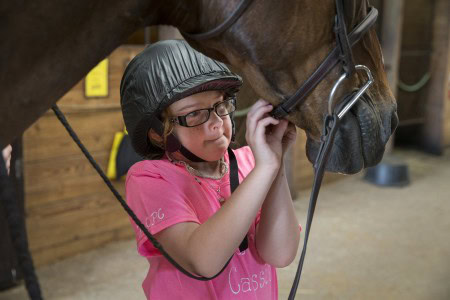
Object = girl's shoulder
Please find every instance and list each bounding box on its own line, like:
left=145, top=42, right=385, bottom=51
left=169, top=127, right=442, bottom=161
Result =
left=233, top=145, right=254, bottom=159
left=126, top=158, right=187, bottom=183
left=127, top=159, right=170, bottom=174
left=226, top=146, right=255, bottom=177
left=228, top=146, right=254, bottom=165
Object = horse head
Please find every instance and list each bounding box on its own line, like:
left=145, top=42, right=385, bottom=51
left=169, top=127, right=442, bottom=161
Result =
left=176, top=0, right=398, bottom=174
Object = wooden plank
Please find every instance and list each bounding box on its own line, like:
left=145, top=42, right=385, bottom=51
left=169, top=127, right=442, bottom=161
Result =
left=25, top=152, right=110, bottom=187
left=24, top=151, right=127, bottom=211
left=24, top=130, right=121, bottom=162
left=25, top=173, right=125, bottom=211
left=422, top=0, right=449, bottom=153
left=24, top=118, right=123, bottom=163
left=395, top=0, right=433, bottom=147
left=26, top=191, right=131, bottom=251
left=381, top=0, right=404, bottom=95
left=23, top=110, right=124, bottom=144
left=380, top=0, right=404, bottom=152
left=31, top=226, right=134, bottom=267
left=445, top=37, right=450, bottom=147
left=446, top=73, right=450, bottom=146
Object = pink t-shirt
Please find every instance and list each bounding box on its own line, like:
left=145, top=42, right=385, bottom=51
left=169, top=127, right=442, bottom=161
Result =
left=126, top=146, right=278, bottom=299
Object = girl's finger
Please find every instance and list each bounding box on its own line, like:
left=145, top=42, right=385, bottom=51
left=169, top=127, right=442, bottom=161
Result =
left=246, top=104, right=274, bottom=137
left=254, top=117, right=280, bottom=140
left=247, top=99, right=269, bottom=117
left=271, top=119, right=289, bottom=140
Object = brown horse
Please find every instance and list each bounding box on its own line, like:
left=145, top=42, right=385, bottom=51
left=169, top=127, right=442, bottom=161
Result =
left=0, top=0, right=397, bottom=174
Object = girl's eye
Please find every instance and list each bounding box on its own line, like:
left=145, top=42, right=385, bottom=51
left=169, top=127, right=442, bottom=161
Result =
left=188, top=111, right=200, bottom=117
left=216, top=105, right=227, bottom=115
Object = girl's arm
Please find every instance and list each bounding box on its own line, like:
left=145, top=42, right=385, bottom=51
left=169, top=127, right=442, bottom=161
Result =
left=255, top=155, right=301, bottom=267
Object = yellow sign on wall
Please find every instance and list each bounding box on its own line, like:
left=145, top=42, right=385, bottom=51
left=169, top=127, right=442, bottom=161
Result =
left=85, top=59, right=109, bottom=98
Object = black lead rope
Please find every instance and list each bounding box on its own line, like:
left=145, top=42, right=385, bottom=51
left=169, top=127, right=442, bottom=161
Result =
left=0, top=153, right=43, bottom=299
left=51, top=104, right=243, bottom=281
left=288, top=114, right=340, bottom=300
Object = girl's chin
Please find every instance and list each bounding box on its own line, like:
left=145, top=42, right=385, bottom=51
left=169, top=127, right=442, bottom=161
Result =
left=200, top=143, right=229, bottom=160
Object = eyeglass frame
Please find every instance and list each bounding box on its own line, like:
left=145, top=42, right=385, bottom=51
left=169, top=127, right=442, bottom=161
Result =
left=170, top=97, right=237, bottom=127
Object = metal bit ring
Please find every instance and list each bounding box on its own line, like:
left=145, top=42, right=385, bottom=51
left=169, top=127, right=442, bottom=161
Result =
left=328, top=65, right=374, bottom=119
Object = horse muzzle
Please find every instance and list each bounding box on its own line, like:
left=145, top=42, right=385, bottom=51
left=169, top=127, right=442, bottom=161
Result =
left=306, top=92, right=398, bottom=174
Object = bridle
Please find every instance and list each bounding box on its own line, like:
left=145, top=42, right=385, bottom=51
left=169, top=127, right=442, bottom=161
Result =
left=184, top=0, right=379, bottom=299
left=184, top=0, right=377, bottom=119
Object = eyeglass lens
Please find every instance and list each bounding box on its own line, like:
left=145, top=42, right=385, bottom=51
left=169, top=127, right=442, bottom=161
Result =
left=185, top=99, right=235, bottom=127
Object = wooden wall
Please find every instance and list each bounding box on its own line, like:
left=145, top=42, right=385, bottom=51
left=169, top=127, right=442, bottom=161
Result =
left=23, top=46, right=144, bottom=266
left=422, top=0, right=450, bottom=152
left=393, top=0, right=450, bottom=153
left=446, top=76, right=450, bottom=147
left=394, top=0, right=434, bottom=146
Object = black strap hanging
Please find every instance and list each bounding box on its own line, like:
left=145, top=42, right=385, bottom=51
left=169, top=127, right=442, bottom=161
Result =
left=228, top=148, right=248, bottom=252
left=288, top=114, right=340, bottom=300
left=0, top=153, right=43, bottom=300
left=51, top=104, right=248, bottom=281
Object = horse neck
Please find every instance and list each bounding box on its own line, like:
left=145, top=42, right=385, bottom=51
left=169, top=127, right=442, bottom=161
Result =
left=152, top=0, right=240, bottom=36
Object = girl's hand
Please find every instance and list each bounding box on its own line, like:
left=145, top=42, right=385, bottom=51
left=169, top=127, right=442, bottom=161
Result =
left=280, top=120, right=297, bottom=157
left=245, top=99, right=295, bottom=170
left=2, top=145, right=12, bottom=175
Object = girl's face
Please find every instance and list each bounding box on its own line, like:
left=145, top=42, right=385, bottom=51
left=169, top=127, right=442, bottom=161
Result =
left=168, top=90, right=233, bottom=162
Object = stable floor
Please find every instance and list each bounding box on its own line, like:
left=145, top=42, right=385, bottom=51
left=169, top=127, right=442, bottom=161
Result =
left=1, top=148, right=449, bottom=300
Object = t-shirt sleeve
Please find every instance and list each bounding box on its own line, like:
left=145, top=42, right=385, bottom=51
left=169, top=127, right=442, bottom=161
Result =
left=234, top=146, right=256, bottom=179
left=126, top=166, right=200, bottom=257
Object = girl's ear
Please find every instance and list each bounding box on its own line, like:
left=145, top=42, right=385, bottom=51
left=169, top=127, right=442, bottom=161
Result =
left=148, top=129, right=164, bottom=146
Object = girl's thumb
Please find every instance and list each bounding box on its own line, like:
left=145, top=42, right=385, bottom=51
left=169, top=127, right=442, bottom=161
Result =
left=272, top=119, right=288, bottom=139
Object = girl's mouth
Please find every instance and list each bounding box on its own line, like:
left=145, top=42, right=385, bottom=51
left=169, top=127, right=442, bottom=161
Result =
left=209, top=135, right=223, bottom=142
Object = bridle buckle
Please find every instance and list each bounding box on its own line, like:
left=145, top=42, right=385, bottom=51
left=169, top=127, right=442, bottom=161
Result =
left=328, top=65, right=374, bottom=119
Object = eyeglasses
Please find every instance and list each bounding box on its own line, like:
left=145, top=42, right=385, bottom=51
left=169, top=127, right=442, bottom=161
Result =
left=171, top=97, right=236, bottom=127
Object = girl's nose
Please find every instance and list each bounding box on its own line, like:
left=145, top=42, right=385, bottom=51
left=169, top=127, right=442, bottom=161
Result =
left=209, top=110, right=224, bottom=128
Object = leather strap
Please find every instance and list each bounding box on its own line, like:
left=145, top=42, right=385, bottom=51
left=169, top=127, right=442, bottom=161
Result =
left=183, top=0, right=253, bottom=41
left=271, top=6, right=378, bottom=120
left=288, top=114, right=340, bottom=300
left=335, top=0, right=355, bottom=76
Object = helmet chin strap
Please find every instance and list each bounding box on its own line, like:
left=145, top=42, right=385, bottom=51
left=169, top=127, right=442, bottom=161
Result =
left=166, top=133, right=206, bottom=162
left=148, top=114, right=207, bottom=163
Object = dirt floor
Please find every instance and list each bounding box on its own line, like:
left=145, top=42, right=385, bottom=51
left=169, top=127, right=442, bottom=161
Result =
left=1, top=148, right=449, bottom=300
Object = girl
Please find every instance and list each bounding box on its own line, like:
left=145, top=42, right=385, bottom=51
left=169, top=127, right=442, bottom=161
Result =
left=121, top=40, right=301, bottom=299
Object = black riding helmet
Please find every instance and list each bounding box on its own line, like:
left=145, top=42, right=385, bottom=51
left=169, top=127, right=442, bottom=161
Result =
left=120, top=40, right=242, bottom=160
